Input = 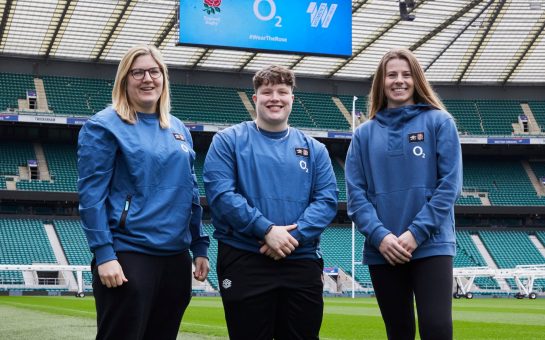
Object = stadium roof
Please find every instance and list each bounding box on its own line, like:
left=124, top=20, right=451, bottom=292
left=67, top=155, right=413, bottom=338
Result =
left=0, top=0, right=544, bottom=84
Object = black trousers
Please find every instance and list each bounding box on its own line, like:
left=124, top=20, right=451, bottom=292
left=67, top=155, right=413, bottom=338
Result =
left=91, top=251, right=193, bottom=340
left=217, top=242, right=324, bottom=340
left=369, top=256, right=453, bottom=340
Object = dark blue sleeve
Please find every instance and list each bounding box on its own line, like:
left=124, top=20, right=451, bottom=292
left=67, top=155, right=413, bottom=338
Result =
left=292, top=143, right=338, bottom=242
left=203, top=131, right=273, bottom=239
left=77, top=118, right=117, bottom=265
left=345, top=129, right=391, bottom=249
left=184, top=128, right=210, bottom=258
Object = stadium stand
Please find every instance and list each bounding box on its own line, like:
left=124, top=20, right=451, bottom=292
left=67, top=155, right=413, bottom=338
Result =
left=0, top=142, right=36, bottom=176
left=0, top=73, right=35, bottom=111
left=527, top=101, right=545, bottom=131
left=443, top=100, right=484, bottom=135
left=321, top=226, right=372, bottom=288
left=171, top=85, right=250, bottom=125
left=0, top=218, right=57, bottom=285
left=42, top=76, right=113, bottom=116
left=463, top=158, right=545, bottom=206
left=331, top=159, right=346, bottom=202
left=53, top=220, right=93, bottom=285
left=16, top=144, right=78, bottom=192
left=455, top=231, right=500, bottom=289
left=479, top=230, right=545, bottom=290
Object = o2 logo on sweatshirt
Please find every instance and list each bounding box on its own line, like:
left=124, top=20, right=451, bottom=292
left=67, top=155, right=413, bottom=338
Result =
left=412, top=146, right=426, bottom=159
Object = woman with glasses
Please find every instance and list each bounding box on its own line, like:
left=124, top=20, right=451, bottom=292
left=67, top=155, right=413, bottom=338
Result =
left=77, top=45, right=210, bottom=339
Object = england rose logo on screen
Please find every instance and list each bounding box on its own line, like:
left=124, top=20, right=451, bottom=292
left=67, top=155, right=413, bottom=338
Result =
left=203, top=0, right=221, bottom=15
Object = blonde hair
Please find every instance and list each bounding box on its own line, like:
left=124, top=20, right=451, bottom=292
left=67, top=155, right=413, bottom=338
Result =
left=112, top=45, right=171, bottom=128
left=367, top=48, right=445, bottom=120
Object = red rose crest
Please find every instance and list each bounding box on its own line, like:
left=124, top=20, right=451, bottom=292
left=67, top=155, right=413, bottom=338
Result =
left=203, top=0, right=221, bottom=15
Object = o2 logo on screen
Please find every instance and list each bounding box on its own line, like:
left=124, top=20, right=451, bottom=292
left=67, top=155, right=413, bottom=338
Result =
left=253, top=1, right=339, bottom=29
left=253, top=0, right=282, bottom=27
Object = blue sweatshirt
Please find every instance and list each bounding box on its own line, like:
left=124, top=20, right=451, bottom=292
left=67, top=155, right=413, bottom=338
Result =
left=345, top=104, right=462, bottom=265
left=203, top=121, right=338, bottom=259
left=77, top=107, right=209, bottom=266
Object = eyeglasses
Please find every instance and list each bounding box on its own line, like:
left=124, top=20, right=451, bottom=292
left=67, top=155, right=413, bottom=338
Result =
left=129, top=67, right=162, bottom=80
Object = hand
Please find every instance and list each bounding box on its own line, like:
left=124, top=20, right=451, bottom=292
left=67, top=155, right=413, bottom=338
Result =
left=97, top=260, right=128, bottom=288
left=398, top=230, right=417, bottom=254
left=260, top=224, right=299, bottom=259
left=193, top=257, right=210, bottom=282
left=259, top=244, right=282, bottom=260
left=378, top=234, right=412, bottom=266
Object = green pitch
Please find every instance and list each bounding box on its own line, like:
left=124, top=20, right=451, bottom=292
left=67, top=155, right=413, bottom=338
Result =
left=1, top=296, right=544, bottom=339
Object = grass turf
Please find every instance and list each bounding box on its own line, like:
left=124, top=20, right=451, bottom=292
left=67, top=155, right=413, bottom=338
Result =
left=0, top=296, right=544, bottom=339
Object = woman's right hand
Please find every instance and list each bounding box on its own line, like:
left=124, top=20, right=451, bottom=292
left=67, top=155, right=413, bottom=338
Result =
left=378, top=234, right=412, bottom=266
left=97, top=260, right=128, bottom=288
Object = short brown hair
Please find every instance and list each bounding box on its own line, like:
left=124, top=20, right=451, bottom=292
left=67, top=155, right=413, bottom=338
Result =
left=253, top=65, right=296, bottom=93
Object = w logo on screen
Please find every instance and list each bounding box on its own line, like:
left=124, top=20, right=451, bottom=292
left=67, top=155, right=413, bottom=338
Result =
left=307, top=2, right=338, bottom=28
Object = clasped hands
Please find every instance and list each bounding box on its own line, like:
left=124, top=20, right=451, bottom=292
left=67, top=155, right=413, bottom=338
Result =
left=259, top=224, right=298, bottom=260
left=378, top=230, right=418, bottom=266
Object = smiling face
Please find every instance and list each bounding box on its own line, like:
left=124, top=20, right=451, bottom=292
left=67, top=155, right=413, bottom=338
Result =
left=126, top=54, right=163, bottom=114
left=384, top=57, right=415, bottom=109
left=252, top=82, right=294, bottom=131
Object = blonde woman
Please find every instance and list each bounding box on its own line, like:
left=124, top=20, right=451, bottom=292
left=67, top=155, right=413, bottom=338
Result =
left=346, top=49, right=462, bottom=340
left=78, top=45, right=209, bottom=339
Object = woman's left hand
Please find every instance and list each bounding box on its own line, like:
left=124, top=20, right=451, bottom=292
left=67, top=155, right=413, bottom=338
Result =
left=193, top=257, right=210, bottom=282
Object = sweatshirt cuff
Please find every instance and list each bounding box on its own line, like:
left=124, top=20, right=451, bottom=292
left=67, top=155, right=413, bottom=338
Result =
left=94, top=244, right=117, bottom=266
left=253, top=215, right=274, bottom=239
left=369, top=226, right=392, bottom=249
left=290, top=228, right=303, bottom=242
left=190, top=242, right=209, bottom=259
left=408, top=224, right=429, bottom=246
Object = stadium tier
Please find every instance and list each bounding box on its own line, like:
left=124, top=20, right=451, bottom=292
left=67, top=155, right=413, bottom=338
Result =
left=463, top=158, right=545, bottom=206
left=479, top=230, right=545, bottom=290
left=528, top=101, right=545, bottom=131
left=443, top=100, right=484, bottom=135
left=42, top=76, right=113, bottom=116
left=194, top=150, right=206, bottom=197
left=0, top=73, right=35, bottom=112
left=53, top=220, right=93, bottom=285
left=456, top=196, right=482, bottom=206
left=332, top=158, right=347, bottom=202
left=171, top=85, right=250, bottom=124
left=320, top=226, right=372, bottom=288
left=0, top=218, right=57, bottom=285
left=455, top=231, right=500, bottom=289
left=2, top=72, right=545, bottom=136
left=0, top=142, right=35, bottom=176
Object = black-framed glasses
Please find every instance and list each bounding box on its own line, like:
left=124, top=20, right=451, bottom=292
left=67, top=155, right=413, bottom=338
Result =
left=129, top=67, right=162, bottom=80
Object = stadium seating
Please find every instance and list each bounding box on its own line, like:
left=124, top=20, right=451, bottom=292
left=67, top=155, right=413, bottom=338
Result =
left=296, top=92, right=350, bottom=130
left=194, top=151, right=206, bottom=197
left=0, top=142, right=36, bottom=176
left=53, top=220, right=92, bottom=285
left=529, top=161, right=545, bottom=182
left=479, top=230, right=545, bottom=290
left=443, top=100, right=484, bottom=135
left=337, top=95, right=367, bottom=121
left=456, top=196, right=482, bottom=206
left=0, top=218, right=57, bottom=285
left=463, top=158, right=545, bottom=206
left=0, top=73, right=35, bottom=111
left=320, top=226, right=372, bottom=288
left=171, top=85, right=250, bottom=125
left=16, top=144, right=78, bottom=192
left=475, top=100, right=523, bottom=135
left=455, top=230, right=500, bottom=289
left=528, top=101, right=545, bottom=131
left=331, top=159, right=346, bottom=202
left=42, top=76, right=113, bottom=116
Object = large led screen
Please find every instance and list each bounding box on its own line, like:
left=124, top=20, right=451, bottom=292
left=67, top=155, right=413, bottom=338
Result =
left=179, top=0, right=352, bottom=57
